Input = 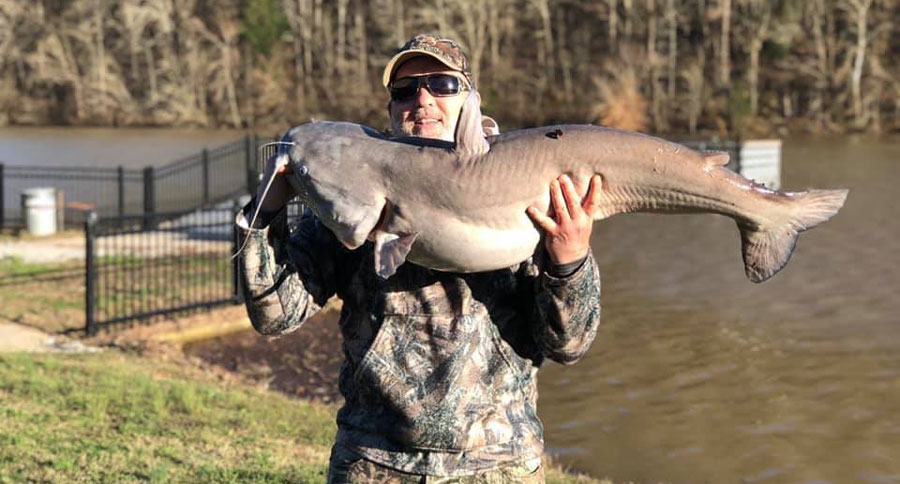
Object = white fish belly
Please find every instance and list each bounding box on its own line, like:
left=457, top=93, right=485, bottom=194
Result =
left=406, top=210, right=541, bottom=273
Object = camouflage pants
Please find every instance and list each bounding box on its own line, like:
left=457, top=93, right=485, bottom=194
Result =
left=326, top=445, right=545, bottom=484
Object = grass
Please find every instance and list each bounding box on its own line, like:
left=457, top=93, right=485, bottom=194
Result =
left=0, top=259, right=85, bottom=333
left=0, top=351, right=334, bottom=483
left=0, top=255, right=82, bottom=276
left=0, top=253, right=233, bottom=334
left=0, top=351, right=608, bottom=484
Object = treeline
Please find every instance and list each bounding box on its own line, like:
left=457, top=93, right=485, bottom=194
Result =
left=1, top=0, right=897, bottom=136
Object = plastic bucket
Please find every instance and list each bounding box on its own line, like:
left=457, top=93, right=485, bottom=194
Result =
left=22, top=187, right=57, bottom=236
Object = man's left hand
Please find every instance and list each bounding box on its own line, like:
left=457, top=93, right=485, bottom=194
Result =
left=527, top=174, right=603, bottom=265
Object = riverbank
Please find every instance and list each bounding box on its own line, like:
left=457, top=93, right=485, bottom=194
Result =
left=0, top=289, right=613, bottom=483
left=0, top=347, right=610, bottom=483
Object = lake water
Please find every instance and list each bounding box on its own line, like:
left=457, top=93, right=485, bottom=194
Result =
left=539, top=136, right=900, bottom=484
left=5, top=128, right=898, bottom=483
left=0, top=127, right=245, bottom=168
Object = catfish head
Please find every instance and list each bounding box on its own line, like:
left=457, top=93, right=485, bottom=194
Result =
left=282, top=122, right=388, bottom=250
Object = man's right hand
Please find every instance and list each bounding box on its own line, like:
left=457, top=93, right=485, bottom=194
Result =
left=255, top=153, right=298, bottom=215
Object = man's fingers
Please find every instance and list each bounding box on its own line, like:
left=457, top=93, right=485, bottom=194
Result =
left=527, top=206, right=558, bottom=232
left=560, top=175, right=582, bottom=218
left=582, top=175, right=604, bottom=216
left=550, top=178, right=570, bottom=221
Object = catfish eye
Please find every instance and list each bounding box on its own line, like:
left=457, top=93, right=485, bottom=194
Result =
left=297, top=164, right=309, bottom=177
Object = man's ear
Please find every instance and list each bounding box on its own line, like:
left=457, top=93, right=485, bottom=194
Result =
left=454, top=90, right=490, bottom=157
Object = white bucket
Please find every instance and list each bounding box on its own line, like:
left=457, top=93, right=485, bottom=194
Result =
left=22, top=187, right=57, bottom=236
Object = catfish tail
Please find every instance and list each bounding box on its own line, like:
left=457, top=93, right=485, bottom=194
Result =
left=740, top=189, right=849, bottom=283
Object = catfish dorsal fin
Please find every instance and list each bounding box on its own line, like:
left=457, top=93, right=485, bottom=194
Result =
left=454, top=89, right=491, bottom=157
left=703, top=151, right=731, bottom=168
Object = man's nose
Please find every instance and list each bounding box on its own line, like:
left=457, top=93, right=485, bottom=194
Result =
left=413, top=84, right=436, bottom=107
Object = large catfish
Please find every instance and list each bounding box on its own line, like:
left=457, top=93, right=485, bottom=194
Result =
left=274, top=92, right=847, bottom=282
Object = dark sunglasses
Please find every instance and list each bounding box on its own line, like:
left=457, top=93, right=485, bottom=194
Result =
left=389, top=74, right=469, bottom=102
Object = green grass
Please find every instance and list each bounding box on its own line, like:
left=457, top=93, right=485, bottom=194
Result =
left=0, top=255, right=81, bottom=276
left=0, top=351, right=334, bottom=483
left=0, top=351, right=608, bottom=484
left=0, top=252, right=232, bottom=333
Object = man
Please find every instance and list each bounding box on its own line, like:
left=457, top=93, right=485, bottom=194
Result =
left=238, top=35, right=603, bottom=483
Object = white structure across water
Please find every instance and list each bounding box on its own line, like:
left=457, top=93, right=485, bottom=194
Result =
left=739, top=139, right=782, bottom=190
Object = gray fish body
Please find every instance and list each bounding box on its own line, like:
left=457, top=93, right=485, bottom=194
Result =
left=284, top=122, right=847, bottom=282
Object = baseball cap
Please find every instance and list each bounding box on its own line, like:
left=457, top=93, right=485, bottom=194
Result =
left=382, top=34, right=473, bottom=88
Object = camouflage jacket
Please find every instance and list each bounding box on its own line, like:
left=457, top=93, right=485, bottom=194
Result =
left=237, top=209, right=602, bottom=476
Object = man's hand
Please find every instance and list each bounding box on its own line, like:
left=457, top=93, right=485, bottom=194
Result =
left=256, top=153, right=297, bottom=215
left=527, top=174, right=603, bottom=265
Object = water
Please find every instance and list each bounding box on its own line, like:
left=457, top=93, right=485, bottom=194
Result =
left=6, top=129, right=897, bottom=483
left=539, top=136, right=900, bottom=484
left=0, top=127, right=244, bottom=168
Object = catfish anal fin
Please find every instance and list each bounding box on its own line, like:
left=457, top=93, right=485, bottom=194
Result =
left=374, top=232, right=420, bottom=279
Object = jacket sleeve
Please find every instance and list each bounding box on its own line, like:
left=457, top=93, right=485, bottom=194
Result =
left=531, top=251, right=602, bottom=365
left=236, top=205, right=339, bottom=336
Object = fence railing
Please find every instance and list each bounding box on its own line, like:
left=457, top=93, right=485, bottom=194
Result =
left=1, top=135, right=261, bottom=230
left=84, top=205, right=241, bottom=335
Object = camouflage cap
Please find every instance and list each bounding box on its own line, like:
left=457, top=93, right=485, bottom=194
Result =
left=382, top=34, right=473, bottom=88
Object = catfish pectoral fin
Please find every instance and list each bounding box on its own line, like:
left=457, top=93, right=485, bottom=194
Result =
left=374, top=231, right=420, bottom=279
left=740, top=189, right=848, bottom=282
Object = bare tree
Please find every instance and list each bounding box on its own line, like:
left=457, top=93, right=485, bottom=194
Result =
left=839, top=0, right=874, bottom=127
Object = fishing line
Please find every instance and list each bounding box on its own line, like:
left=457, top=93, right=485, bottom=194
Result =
left=231, top=141, right=295, bottom=259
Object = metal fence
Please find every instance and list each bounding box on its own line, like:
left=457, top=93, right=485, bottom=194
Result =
left=84, top=205, right=241, bottom=335
left=0, top=136, right=260, bottom=230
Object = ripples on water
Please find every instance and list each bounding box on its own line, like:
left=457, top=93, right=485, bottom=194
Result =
left=539, top=137, right=900, bottom=484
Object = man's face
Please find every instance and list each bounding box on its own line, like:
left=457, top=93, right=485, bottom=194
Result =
left=388, top=57, right=468, bottom=142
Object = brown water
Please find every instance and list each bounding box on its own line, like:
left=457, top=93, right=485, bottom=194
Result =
left=539, top=136, right=900, bottom=484
left=0, top=127, right=244, bottom=168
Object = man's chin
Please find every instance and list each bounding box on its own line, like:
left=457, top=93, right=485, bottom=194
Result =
left=411, top=123, right=446, bottom=139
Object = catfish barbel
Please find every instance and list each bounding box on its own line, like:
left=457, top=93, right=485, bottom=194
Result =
left=273, top=95, right=847, bottom=282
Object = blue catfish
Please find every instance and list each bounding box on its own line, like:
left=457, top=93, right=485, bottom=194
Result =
left=275, top=93, right=847, bottom=282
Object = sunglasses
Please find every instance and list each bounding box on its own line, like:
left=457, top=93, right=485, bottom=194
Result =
left=389, top=74, right=469, bottom=102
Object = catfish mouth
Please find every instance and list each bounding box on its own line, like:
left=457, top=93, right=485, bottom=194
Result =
left=366, top=201, right=391, bottom=242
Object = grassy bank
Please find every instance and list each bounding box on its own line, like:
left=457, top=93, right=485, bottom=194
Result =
left=0, top=351, right=604, bottom=483
left=0, top=257, right=84, bottom=333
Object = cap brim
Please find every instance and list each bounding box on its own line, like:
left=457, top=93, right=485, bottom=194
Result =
left=382, top=50, right=461, bottom=88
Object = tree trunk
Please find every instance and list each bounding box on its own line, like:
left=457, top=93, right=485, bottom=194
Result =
left=556, top=8, right=573, bottom=102
left=623, top=0, right=633, bottom=38
left=94, top=0, right=107, bottom=121
left=608, top=0, right=617, bottom=53
left=719, top=0, right=730, bottom=87
left=849, top=0, right=872, bottom=126
left=666, top=0, right=677, bottom=100
left=337, top=0, right=348, bottom=76
left=647, top=0, right=663, bottom=131
left=748, top=9, right=770, bottom=116
left=354, top=5, right=367, bottom=83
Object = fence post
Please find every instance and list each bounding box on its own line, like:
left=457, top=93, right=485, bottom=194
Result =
left=245, top=135, right=257, bottom=195
left=85, top=211, right=97, bottom=335
left=0, top=163, right=4, bottom=229
left=202, top=148, right=210, bottom=205
left=143, top=166, right=155, bottom=230
left=231, top=199, right=243, bottom=304
left=117, top=166, right=125, bottom=218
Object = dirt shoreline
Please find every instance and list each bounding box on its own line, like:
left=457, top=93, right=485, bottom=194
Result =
left=181, top=305, right=345, bottom=404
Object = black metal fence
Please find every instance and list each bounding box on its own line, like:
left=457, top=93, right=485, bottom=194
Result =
left=84, top=205, right=241, bottom=335
left=1, top=136, right=260, bottom=230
